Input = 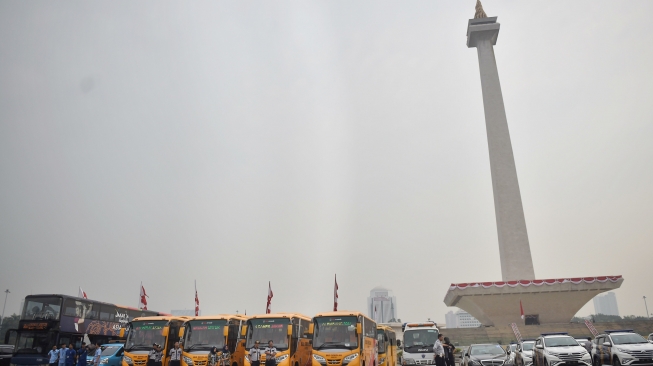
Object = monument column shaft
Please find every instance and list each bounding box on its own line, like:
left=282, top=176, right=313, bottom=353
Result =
left=476, top=38, right=535, bottom=281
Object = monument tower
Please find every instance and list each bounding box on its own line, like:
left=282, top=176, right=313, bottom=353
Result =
left=468, top=0, right=534, bottom=281
left=443, top=1, right=623, bottom=326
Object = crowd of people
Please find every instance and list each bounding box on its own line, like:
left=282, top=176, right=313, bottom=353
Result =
left=47, top=342, right=102, bottom=366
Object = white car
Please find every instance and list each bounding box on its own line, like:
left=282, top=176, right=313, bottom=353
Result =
left=514, top=340, right=535, bottom=366
left=592, top=330, right=653, bottom=366
left=533, top=333, right=591, bottom=366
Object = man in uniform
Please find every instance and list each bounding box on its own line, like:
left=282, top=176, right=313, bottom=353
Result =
left=58, top=344, right=67, bottom=366
left=249, top=341, right=262, bottom=366
left=93, top=342, right=102, bottom=366
left=264, top=341, right=277, bottom=366
left=170, top=342, right=182, bottom=366
left=433, top=334, right=445, bottom=366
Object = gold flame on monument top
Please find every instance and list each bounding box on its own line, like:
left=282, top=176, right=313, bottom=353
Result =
left=474, top=0, right=488, bottom=19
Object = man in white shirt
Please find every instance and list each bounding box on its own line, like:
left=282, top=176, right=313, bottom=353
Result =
left=264, top=341, right=277, bottom=366
left=93, top=343, right=102, bottom=366
left=170, top=342, right=182, bottom=366
left=433, top=334, right=445, bottom=366
left=249, top=341, right=262, bottom=366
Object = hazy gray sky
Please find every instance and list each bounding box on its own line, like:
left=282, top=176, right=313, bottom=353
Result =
left=1, top=1, right=652, bottom=324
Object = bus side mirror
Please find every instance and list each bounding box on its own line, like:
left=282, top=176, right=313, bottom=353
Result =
left=356, top=324, right=362, bottom=334
left=288, top=325, right=293, bottom=336
left=162, top=327, right=169, bottom=337
left=178, top=328, right=185, bottom=338
left=308, top=324, right=314, bottom=335
left=241, top=326, right=248, bottom=337
left=119, top=328, right=125, bottom=338
left=397, top=340, right=401, bottom=347
left=224, top=327, right=229, bottom=337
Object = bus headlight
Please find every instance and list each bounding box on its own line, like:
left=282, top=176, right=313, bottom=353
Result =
left=276, top=355, right=289, bottom=363
left=183, top=356, right=194, bottom=366
left=379, top=357, right=386, bottom=365
left=343, top=354, right=358, bottom=366
left=313, top=355, right=327, bottom=365
left=124, top=356, right=134, bottom=366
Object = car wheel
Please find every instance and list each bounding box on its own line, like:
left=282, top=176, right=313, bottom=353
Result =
left=545, top=359, right=550, bottom=366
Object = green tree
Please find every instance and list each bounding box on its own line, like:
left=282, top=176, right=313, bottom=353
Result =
left=1, top=314, right=20, bottom=344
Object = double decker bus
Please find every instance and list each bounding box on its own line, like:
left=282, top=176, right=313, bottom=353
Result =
left=6, top=294, right=160, bottom=366
left=122, top=316, right=189, bottom=366
left=376, top=326, right=396, bottom=366
left=311, top=311, right=378, bottom=366
left=244, top=313, right=312, bottom=366
left=179, top=315, right=248, bottom=366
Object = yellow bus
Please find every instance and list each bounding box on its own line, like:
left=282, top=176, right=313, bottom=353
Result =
left=244, top=313, right=312, bottom=366
left=122, top=316, right=190, bottom=366
left=376, top=325, right=396, bottom=366
left=311, top=311, right=378, bottom=366
left=179, top=315, right=249, bottom=366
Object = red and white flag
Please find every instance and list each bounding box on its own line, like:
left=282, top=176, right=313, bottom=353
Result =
left=78, top=287, right=88, bottom=299
left=520, top=300, right=525, bottom=320
left=333, top=275, right=339, bottom=311
left=266, top=282, right=273, bottom=314
left=139, top=283, right=148, bottom=310
left=194, top=281, right=200, bottom=316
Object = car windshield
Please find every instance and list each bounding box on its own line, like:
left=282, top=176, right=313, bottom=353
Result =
left=611, top=334, right=647, bottom=345
left=101, top=346, right=121, bottom=356
left=544, top=337, right=579, bottom=347
left=470, top=345, right=505, bottom=356
left=312, top=316, right=358, bottom=350
left=23, top=297, right=62, bottom=321
left=521, top=343, right=534, bottom=351
left=125, top=321, right=167, bottom=351
left=403, top=329, right=439, bottom=350
left=15, top=332, right=53, bottom=355
left=184, top=320, right=227, bottom=350
left=247, top=318, right=290, bottom=350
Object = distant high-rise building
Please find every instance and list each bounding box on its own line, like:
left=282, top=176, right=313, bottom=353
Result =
left=593, top=292, right=619, bottom=316
left=367, top=287, right=397, bottom=323
left=444, top=309, right=481, bottom=329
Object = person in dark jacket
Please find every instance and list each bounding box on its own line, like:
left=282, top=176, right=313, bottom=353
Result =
left=65, top=344, right=76, bottom=366
left=443, top=337, right=455, bottom=366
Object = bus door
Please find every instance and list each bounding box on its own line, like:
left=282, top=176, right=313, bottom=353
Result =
left=227, top=323, right=239, bottom=353
left=289, top=324, right=298, bottom=357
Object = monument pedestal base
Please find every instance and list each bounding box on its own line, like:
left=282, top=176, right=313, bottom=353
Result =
left=443, top=276, right=623, bottom=326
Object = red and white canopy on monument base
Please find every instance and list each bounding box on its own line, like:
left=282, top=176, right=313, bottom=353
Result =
left=449, top=276, right=623, bottom=290
left=443, top=275, right=624, bottom=326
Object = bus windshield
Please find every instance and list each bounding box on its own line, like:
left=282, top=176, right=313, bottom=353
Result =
left=403, top=329, right=438, bottom=352
left=184, top=320, right=227, bottom=351
left=126, top=321, right=167, bottom=351
left=313, top=316, right=358, bottom=350
left=23, top=297, right=62, bottom=321
left=247, top=318, right=289, bottom=350
left=15, top=331, right=53, bottom=355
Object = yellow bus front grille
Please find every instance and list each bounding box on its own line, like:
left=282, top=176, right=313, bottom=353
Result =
left=328, top=360, right=341, bottom=365
left=195, top=361, right=208, bottom=366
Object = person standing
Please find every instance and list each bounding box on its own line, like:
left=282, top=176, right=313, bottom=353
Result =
left=153, top=344, right=163, bottom=366
left=443, top=337, right=455, bottom=366
left=264, top=341, right=277, bottom=366
left=93, top=343, right=102, bottom=366
left=170, top=342, right=182, bottom=366
left=77, top=343, right=88, bottom=366
left=65, top=344, right=76, bottom=366
left=220, top=344, right=230, bottom=366
left=48, top=346, right=59, bottom=366
left=249, top=341, right=262, bottom=366
left=433, top=334, right=446, bottom=366
left=58, top=344, right=67, bottom=366
left=148, top=344, right=158, bottom=366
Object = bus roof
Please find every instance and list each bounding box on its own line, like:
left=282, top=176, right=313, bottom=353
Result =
left=24, top=294, right=167, bottom=316
left=313, top=311, right=373, bottom=321
left=377, top=325, right=394, bottom=332
left=246, top=313, right=311, bottom=321
left=133, top=316, right=192, bottom=322
left=185, top=314, right=249, bottom=321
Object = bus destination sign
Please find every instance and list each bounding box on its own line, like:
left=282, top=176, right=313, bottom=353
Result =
left=21, top=322, right=50, bottom=330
